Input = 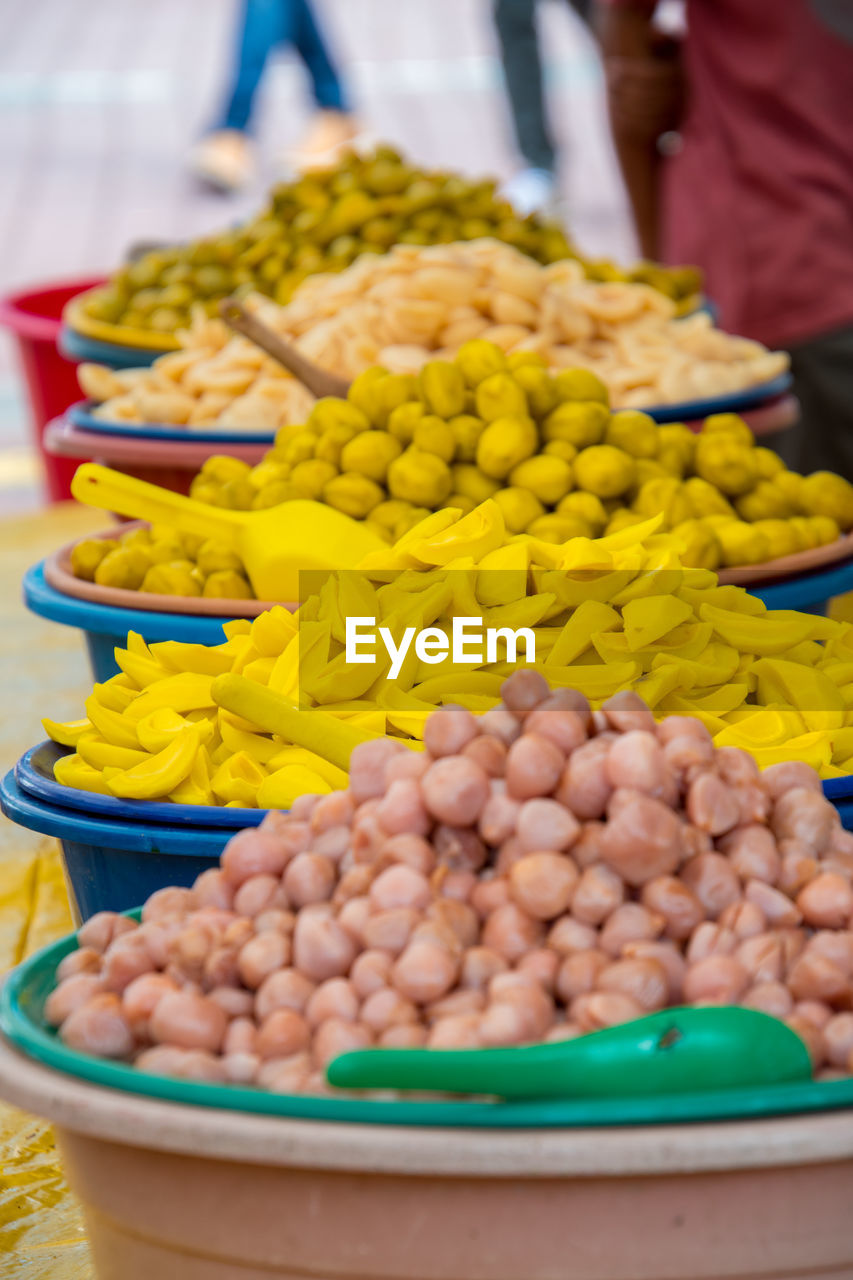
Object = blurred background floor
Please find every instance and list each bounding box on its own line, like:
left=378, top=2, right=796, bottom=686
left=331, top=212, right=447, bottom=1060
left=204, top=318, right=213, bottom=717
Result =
left=0, top=0, right=633, bottom=509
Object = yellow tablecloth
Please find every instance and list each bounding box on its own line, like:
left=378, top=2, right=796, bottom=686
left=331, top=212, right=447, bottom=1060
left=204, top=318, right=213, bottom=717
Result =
left=1, top=503, right=107, bottom=1279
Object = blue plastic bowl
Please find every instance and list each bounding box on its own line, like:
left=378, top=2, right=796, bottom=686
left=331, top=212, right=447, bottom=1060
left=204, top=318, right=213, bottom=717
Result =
left=642, top=373, right=792, bottom=424
left=0, top=770, right=237, bottom=920
left=58, top=324, right=169, bottom=369
left=23, top=561, right=233, bottom=681
left=15, top=741, right=265, bottom=830
left=745, top=555, right=853, bottom=616
left=67, top=400, right=276, bottom=446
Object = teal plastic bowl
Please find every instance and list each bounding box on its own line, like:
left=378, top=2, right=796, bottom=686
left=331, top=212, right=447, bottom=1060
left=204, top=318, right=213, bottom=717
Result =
left=5, top=922, right=853, bottom=1130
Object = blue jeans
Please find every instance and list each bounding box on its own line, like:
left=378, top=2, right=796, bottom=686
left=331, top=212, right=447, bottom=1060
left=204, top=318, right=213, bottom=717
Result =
left=218, top=0, right=348, bottom=133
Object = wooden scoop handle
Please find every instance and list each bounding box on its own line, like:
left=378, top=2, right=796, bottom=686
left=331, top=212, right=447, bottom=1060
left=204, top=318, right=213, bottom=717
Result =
left=220, top=298, right=351, bottom=400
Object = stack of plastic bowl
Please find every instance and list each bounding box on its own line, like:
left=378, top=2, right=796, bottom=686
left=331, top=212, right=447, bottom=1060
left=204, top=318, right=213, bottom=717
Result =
left=0, top=934, right=853, bottom=1278
left=0, top=740, right=265, bottom=920
left=45, top=402, right=272, bottom=495
left=0, top=277, right=104, bottom=501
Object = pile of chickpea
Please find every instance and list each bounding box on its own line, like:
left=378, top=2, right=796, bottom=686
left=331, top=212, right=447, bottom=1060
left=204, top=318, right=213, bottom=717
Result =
left=46, top=672, right=853, bottom=1095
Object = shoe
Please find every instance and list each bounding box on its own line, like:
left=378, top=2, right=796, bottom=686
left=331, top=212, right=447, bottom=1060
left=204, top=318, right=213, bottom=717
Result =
left=284, top=110, right=362, bottom=172
left=501, top=167, right=558, bottom=218
left=188, top=130, right=254, bottom=193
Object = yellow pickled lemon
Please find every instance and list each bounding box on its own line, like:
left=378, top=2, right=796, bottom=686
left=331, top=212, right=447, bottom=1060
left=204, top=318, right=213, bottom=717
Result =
left=322, top=472, right=384, bottom=518
left=657, top=422, right=696, bottom=460
left=286, top=458, right=338, bottom=498
left=527, top=513, right=592, bottom=542
left=605, top=410, right=659, bottom=459
left=281, top=430, right=318, bottom=465
left=346, top=366, right=390, bottom=421
left=554, top=368, right=609, bottom=404
left=493, top=486, right=545, bottom=534
left=556, top=491, right=608, bottom=531
left=507, top=351, right=547, bottom=371
left=249, top=459, right=289, bottom=490
left=735, top=480, right=794, bottom=522
left=418, top=360, right=467, bottom=418
left=394, top=506, right=433, bottom=538
left=119, top=526, right=151, bottom=549
left=670, top=519, right=722, bottom=570
left=774, top=470, right=805, bottom=509
left=476, top=416, right=538, bottom=479
left=70, top=538, right=118, bottom=582
left=387, top=448, right=453, bottom=506
left=543, top=401, right=609, bottom=448
left=509, top=455, right=573, bottom=505
left=633, top=459, right=671, bottom=488
left=94, top=546, right=152, bottom=590
left=440, top=492, right=476, bottom=515
left=657, top=446, right=689, bottom=477
left=199, top=455, right=252, bottom=484
left=203, top=570, right=253, bottom=599
left=573, top=444, right=637, bottom=498
left=189, top=479, right=223, bottom=507
left=196, top=539, right=244, bottom=575
left=510, top=364, right=559, bottom=419
left=789, top=516, right=821, bottom=550
left=373, top=373, right=417, bottom=428
left=315, top=424, right=363, bottom=466
left=252, top=480, right=317, bottom=508
left=147, top=536, right=187, bottom=566
left=605, top=509, right=648, bottom=535
left=694, top=436, right=759, bottom=496
left=715, top=520, right=770, bottom=567
left=451, top=464, right=501, bottom=505
left=475, top=372, right=529, bottom=423
left=656, top=423, right=695, bottom=475
left=701, top=413, right=755, bottom=448
left=367, top=499, right=416, bottom=534
left=750, top=519, right=801, bottom=560
left=139, top=561, right=202, bottom=596
left=800, top=472, right=853, bottom=530
left=809, top=515, right=841, bottom=545
left=633, top=477, right=682, bottom=522
left=753, top=446, right=785, bottom=479
left=455, top=339, right=507, bottom=387
left=413, top=416, right=456, bottom=463
left=340, top=430, right=402, bottom=482
left=388, top=401, right=425, bottom=445
left=447, top=414, right=485, bottom=462
left=219, top=477, right=256, bottom=510
left=682, top=476, right=736, bottom=518
left=543, top=440, right=578, bottom=464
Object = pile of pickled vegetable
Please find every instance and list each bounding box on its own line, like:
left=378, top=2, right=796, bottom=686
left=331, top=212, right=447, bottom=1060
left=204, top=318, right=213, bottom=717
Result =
left=47, top=674, right=853, bottom=1095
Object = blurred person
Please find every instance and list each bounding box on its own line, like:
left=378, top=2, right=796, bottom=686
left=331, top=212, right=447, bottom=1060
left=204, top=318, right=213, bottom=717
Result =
left=492, top=0, right=591, bottom=215
left=597, top=0, right=853, bottom=477
left=190, top=0, right=358, bottom=191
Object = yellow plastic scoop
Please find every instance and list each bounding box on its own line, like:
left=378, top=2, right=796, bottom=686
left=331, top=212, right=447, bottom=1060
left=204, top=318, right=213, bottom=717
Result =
left=71, top=463, right=385, bottom=601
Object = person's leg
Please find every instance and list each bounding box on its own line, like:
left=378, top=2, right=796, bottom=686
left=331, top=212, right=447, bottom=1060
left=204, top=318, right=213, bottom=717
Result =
left=290, top=0, right=349, bottom=113
left=492, top=0, right=556, bottom=175
left=217, top=0, right=286, bottom=133
left=767, top=325, right=853, bottom=480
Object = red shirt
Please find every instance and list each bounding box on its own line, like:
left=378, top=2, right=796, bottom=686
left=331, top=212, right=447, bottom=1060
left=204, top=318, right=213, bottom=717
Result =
left=610, top=1, right=853, bottom=348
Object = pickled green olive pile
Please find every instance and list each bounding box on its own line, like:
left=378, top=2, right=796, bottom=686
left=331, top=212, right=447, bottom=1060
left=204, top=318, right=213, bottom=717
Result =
left=77, top=147, right=702, bottom=337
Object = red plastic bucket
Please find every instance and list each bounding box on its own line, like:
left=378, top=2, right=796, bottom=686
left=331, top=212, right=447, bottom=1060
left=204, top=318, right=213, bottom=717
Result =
left=0, top=277, right=104, bottom=502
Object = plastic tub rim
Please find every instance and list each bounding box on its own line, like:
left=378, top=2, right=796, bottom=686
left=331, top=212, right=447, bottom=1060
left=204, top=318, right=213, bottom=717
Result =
left=5, top=916, right=853, bottom=1135
left=0, top=275, right=105, bottom=341
left=14, top=742, right=266, bottom=829
left=0, top=769, right=242, bottom=855
left=3, top=1025, right=853, bottom=1177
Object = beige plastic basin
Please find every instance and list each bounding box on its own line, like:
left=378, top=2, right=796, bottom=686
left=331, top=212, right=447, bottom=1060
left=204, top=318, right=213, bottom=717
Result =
left=2, top=1030, right=853, bottom=1280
